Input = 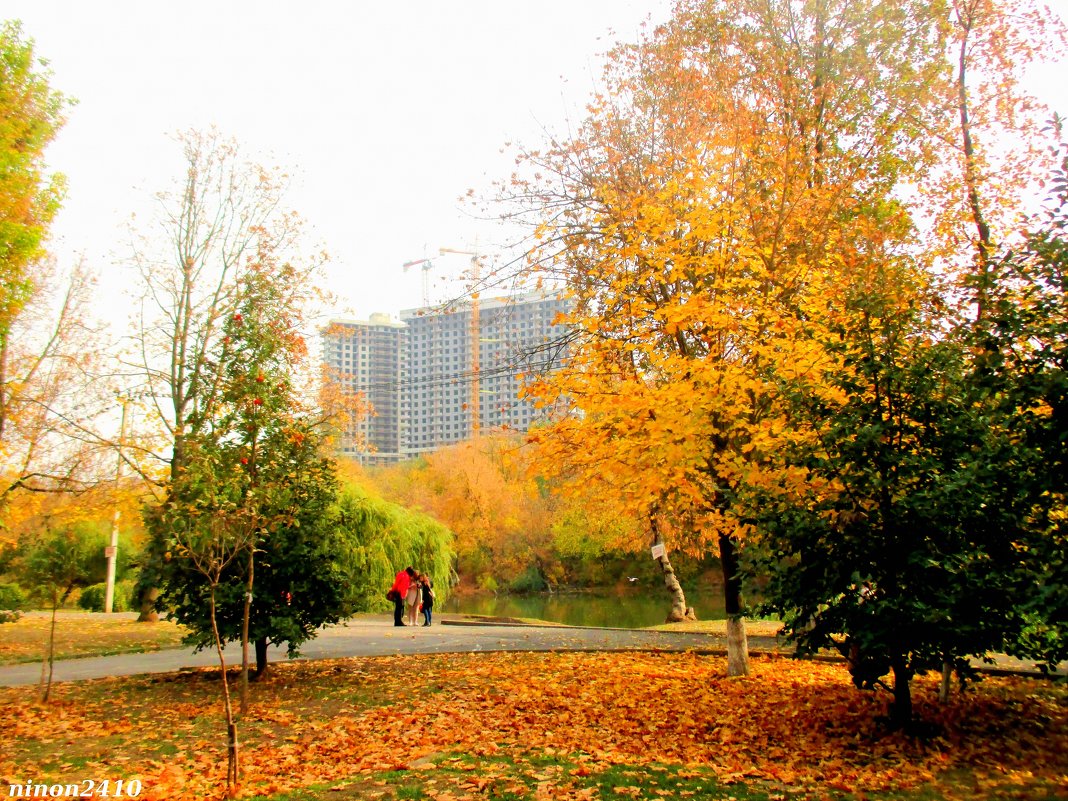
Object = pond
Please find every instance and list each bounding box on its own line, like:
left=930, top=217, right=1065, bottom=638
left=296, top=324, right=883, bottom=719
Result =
left=441, top=585, right=727, bottom=629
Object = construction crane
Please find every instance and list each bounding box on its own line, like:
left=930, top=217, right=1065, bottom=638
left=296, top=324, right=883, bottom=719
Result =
left=401, top=257, right=435, bottom=306
left=438, top=246, right=483, bottom=437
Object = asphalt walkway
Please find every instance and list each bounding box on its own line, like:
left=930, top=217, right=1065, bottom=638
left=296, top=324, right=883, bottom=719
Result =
left=0, top=615, right=1058, bottom=688
left=0, top=616, right=781, bottom=687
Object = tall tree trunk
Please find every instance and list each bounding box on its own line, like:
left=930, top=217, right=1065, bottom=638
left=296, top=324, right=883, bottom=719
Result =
left=40, top=594, right=58, bottom=703
left=890, top=656, right=913, bottom=730
left=657, top=551, right=692, bottom=622
left=209, top=588, right=239, bottom=791
left=240, top=545, right=253, bottom=715
left=136, top=586, right=160, bottom=623
left=719, top=533, right=749, bottom=677
left=956, top=8, right=993, bottom=319
left=254, top=637, right=269, bottom=679
left=650, top=514, right=693, bottom=622
left=939, top=659, right=952, bottom=704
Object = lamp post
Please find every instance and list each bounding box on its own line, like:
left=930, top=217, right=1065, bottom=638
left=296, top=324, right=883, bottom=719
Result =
left=104, top=398, right=128, bottom=614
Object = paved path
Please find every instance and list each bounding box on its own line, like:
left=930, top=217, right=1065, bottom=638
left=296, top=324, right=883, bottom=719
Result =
left=1, top=616, right=1059, bottom=688
left=0, top=616, right=781, bottom=688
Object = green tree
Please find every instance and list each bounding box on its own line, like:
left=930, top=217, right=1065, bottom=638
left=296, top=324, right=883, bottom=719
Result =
left=155, top=424, right=342, bottom=673
left=0, top=20, right=68, bottom=345
left=970, top=131, right=1068, bottom=665
left=129, top=129, right=326, bottom=622
left=331, top=480, right=454, bottom=614
left=149, top=261, right=337, bottom=792
left=23, top=525, right=94, bottom=701
left=155, top=266, right=342, bottom=686
left=742, top=241, right=1057, bottom=727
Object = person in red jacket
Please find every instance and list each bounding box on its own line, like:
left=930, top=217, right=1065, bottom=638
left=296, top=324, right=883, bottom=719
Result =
left=389, top=567, right=415, bottom=626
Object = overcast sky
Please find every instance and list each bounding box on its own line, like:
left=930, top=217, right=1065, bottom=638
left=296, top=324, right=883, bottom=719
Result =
left=6, top=1, right=677, bottom=323
left=5, top=0, right=1067, bottom=325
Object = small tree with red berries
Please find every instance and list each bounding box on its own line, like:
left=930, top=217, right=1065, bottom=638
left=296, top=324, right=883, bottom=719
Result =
left=155, top=261, right=343, bottom=716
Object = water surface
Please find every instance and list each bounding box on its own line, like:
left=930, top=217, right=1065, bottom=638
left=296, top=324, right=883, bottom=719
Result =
left=442, top=586, right=726, bottom=629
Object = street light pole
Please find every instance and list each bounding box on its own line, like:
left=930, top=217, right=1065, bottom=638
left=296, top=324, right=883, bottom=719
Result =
left=104, top=399, right=128, bottom=614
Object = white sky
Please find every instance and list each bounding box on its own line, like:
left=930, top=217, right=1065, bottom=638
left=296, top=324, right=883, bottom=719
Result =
left=5, top=0, right=674, bottom=323
left=5, top=0, right=1067, bottom=326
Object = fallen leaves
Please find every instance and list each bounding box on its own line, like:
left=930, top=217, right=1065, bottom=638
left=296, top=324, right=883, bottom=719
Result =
left=0, top=652, right=1064, bottom=800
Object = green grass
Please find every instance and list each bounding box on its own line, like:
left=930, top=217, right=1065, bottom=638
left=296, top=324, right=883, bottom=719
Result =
left=0, top=612, right=187, bottom=664
left=242, top=752, right=1067, bottom=801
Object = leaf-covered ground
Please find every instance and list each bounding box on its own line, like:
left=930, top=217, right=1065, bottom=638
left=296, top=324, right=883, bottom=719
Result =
left=1, top=652, right=1064, bottom=800
left=0, top=614, right=187, bottom=664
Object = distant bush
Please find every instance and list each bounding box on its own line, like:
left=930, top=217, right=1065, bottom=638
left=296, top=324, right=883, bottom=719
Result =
left=78, top=581, right=132, bottom=613
left=0, top=582, right=27, bottom=611
left=0, top=609, right=21, bottom=624
left=509, top=566, right=548, bottom=593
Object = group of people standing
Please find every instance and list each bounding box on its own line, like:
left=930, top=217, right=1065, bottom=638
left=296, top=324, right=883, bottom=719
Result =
left=388, top=566, right=435, bottom=627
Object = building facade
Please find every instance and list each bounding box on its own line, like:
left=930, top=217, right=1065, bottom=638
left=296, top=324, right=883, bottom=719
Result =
left=322, top=313, right=407, bottom=463
left=322, top=292, right=569, bottom=462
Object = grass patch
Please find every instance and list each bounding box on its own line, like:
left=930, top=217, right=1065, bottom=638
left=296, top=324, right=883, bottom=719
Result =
left=1, top=652, right=1064, bottom=800
left=650, top=617, right=784, bottom=637
left=0, top=612, right=187, bottom=664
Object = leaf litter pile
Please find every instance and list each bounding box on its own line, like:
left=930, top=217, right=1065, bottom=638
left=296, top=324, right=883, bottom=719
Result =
left=1, top=652, right=1065, bottom=800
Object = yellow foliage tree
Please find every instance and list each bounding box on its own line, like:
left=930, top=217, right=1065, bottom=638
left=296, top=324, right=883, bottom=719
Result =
left=506, top=0, right=1045, bottom=676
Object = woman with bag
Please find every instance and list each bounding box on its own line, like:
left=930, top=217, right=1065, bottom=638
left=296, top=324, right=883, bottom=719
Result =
left=389, top=567, right=414, bottom=626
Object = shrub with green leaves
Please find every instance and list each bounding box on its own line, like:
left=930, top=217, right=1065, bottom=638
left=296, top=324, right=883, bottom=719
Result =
left=78, top=581, right=132, bottom=612
left=0, top=582, right=27, bottom=611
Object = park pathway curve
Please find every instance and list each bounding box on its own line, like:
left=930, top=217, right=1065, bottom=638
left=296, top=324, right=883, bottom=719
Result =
left=0, top=615, right=1057, bottom=689
left=0, top=615, right=781, bottom=688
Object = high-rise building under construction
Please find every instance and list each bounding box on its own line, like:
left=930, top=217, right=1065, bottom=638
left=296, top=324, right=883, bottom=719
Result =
left=322, top=291, right=569, bottom=463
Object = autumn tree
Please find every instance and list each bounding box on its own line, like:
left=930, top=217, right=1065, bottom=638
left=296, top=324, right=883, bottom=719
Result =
left=155, top=258, right=343, bottom=714
left=930, top=0, right=1067, bottom=317
left=0, top=259, right=113, bottom=521
left=508, top=0, right=954, bottom=675
left=128, top=128, right=327, bottom=620
left=362, top=434, right=579, bottom=592
left=0, top=25, right=115, bottom=522
left=0, top=21, right=68, bottom=346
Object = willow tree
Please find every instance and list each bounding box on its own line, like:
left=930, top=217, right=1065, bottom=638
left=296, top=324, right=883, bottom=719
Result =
left=331, top=480, right=454, bottom=614
left=512, top=0, right=949, bottom=676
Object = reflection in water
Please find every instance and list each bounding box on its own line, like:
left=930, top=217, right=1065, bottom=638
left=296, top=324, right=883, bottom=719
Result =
left=442, top=586, right=727, bottom=628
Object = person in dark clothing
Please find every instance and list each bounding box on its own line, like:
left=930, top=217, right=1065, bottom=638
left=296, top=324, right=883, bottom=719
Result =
left=389, top=567, right=415, bottom=626
left=420, top=576, right=435, bottom=626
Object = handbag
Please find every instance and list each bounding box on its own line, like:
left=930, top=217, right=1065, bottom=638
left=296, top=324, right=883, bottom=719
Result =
left=386, top=588, right=400, bottom=602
